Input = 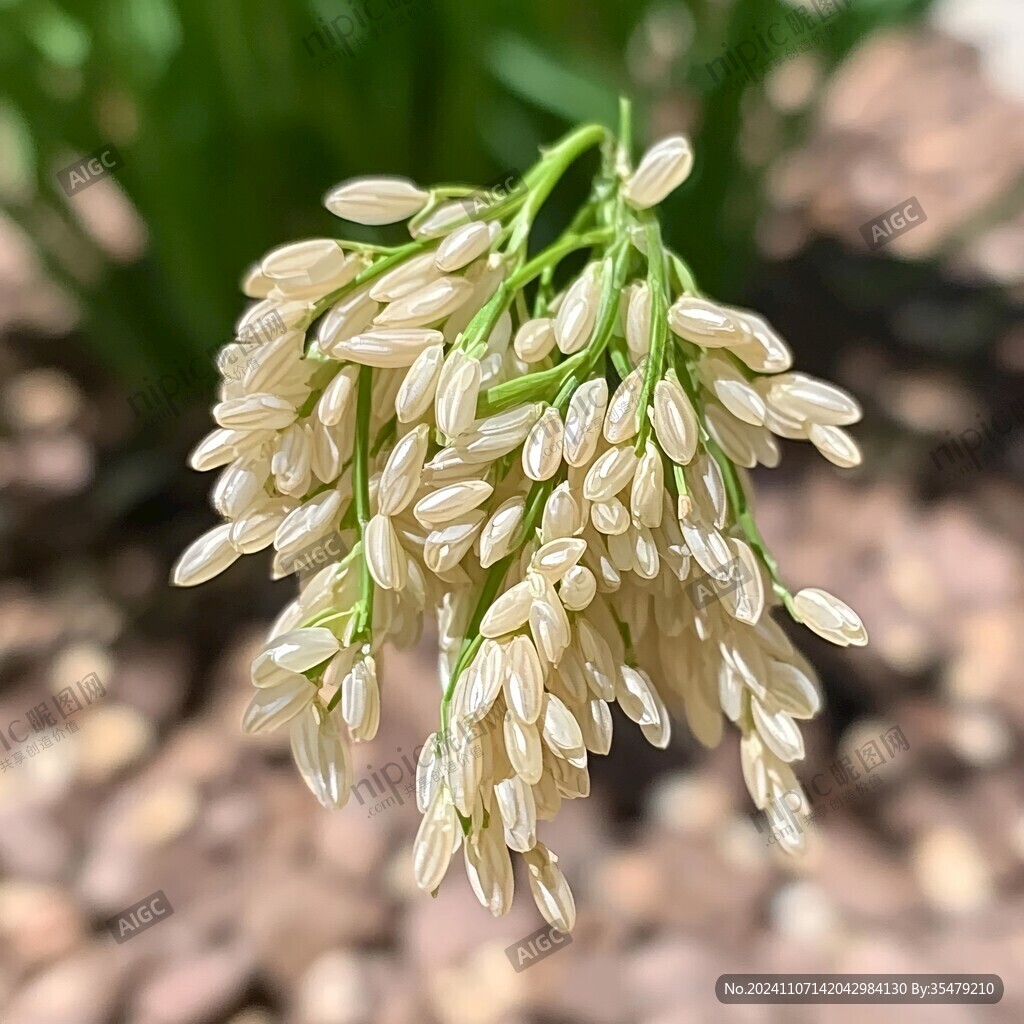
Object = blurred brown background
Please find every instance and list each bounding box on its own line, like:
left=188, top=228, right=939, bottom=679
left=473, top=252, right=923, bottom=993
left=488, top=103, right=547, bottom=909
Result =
left=0, top=0, right=1022, bottom=1021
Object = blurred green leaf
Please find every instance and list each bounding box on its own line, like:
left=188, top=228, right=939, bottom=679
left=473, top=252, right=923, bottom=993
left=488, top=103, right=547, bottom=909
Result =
left=0, top=0, right=938, bottom=397
left=487, top=33, right=620, bottom=127
left=22, top=0, right=89, bottom=68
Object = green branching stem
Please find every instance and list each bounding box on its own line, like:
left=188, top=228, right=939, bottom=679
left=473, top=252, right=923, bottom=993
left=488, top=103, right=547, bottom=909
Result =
left=477, top=236, right=630, bottom=416
left=459, top=227, right=614, bottom=361
left=634, top=215, right=669, bottom=452
left=506, top=123, right=610, bottom=256
left=310, top=239, right=432, bottom=326
left=670, top=335, right=796, bottom=615
left=351, top=366, right=375, bottom=640
left=669, top=252, right=701, bottom=297
left=438, top=365, right=590, bottom=738
left=451, top=123, right=614, bottom=359
left=705, top=435, right=797, bottom=616
left=439, top=478, right=553, bottom=737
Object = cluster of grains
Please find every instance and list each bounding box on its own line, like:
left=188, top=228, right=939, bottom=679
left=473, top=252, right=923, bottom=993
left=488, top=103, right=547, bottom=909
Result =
left=173, top=124, right=867, bottom=931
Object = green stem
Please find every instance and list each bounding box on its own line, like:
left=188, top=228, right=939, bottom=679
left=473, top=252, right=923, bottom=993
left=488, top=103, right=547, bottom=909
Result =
left=352, top=367, right=375, bottom=639
left=617, top=96, right=633, bottom=177
left=509, top=228, right=613, bottom=292
left=457, top=226, right=614, bottom=360
left=533, top=204, right=598, bottom=317
left=705, top=433, right=796, bottom=617
left=608, top=334, right=633, bottom=381
left=439, top=476, right=555, bottom=735
left=634, top=216, right=669, bottom=452
left=612, top=607, right=637, bottom=665
left=309, top=239, right=433, bottom=325
left=476, top=237, right=629, bottom=416
left=672, top=463, right=689, bottom=506
left=507, top=123, right=610, bottom=254
left=440, top=565, right=506, bottom=734
left=669, top=252, right=701, bottom=297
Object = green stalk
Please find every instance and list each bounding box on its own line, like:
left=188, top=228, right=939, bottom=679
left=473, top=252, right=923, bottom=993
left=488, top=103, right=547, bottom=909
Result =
left=347, top=127, right=610, bottom=369
left=310, top=238, right=434, bottom=325
left=534, top=202, right=600, bottom=317
left=457, top=227, right=613, bottom=361
left=351, top=366, right=375, bottom=639
left=705, top=436, right=796, bottom=617
left=476, top=236, right=629, bottom=416
left=508, top=228, right=613, bottom=291
left=634, top=216, right=669, bottom=452
left=477, top=352, right=585, bottom=417
left=672, top=335, right=795, bottom=616
left=438, top=367, right=584, bottom=734
left=669, top=252, right=701, bottom=297
left=608, top=334, right=633, bottom=381
left=439, top=557, right=509, bottom=735
left=617, top=96, right=633, bottom=169
left=672, top=463, right=689, bottom=506
left=506, top=123, right=610, bottom=254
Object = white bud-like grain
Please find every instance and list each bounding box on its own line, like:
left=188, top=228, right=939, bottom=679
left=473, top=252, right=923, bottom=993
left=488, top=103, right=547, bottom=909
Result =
left=213, top=393, right=297, bottom=430
left=809, top=423, right=862, bottom=468
left=333, top=328, right=444, bottom=368
left=625, top=281, right=652, bottom=358
left=623, top=134, right=694, bottom=210
left=583, top=445, right=639, bottom=503
left=479, top=496, right=525, bottom=568
left=435, top=220, right=497, bottom=272
left=554, top=264, right=600, bottom=354
left=365, top=514, right=408, bottom=591
left=316, top=365, right=359, bottom=426
left=793, top=587, right=868, bottom=647
left=435, top=353, right=481, bottom=439
left=558, top=565, right=596, bottom=611
left=396, top=343, right=444, bottom=422
left=564, top=378, right=608, bottom=467
left=652, top=373, right=698, bottom=464
left=414, top=479, right=493, bottom=529
left=523, top=408, right=564, bottom=481
left=171, top=523, right=242, bottom=587
left=374, top=275, right=474, bottom=328
left=242, top=675, right=315, bottom=734
left=604, top=363, right=645, bottom=443
left=290, top=705, right=352, bottom=809
left=668, top=295, right=746, bottom=346
left=324, top=176, right=429, bottom=225
left=513, top=318, right=557, bottom=362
